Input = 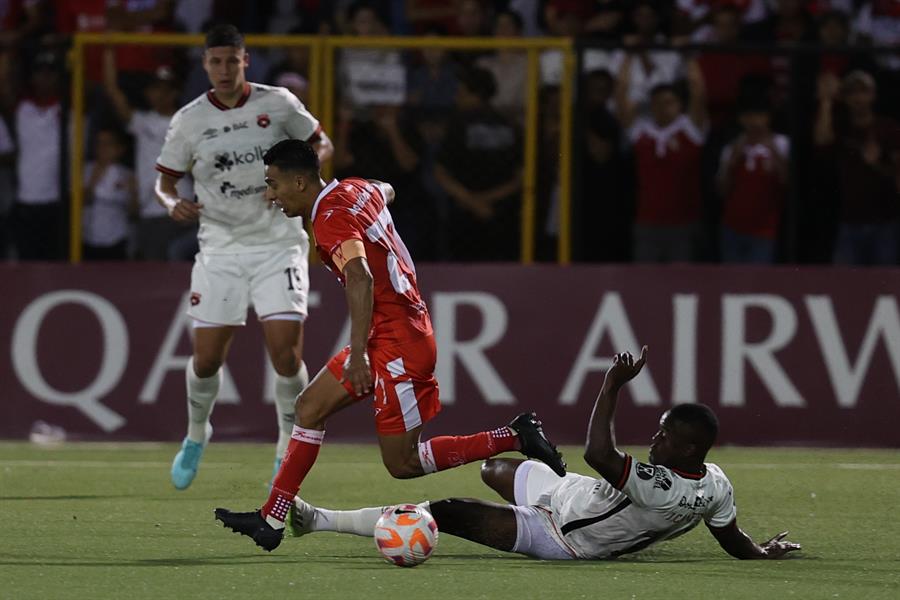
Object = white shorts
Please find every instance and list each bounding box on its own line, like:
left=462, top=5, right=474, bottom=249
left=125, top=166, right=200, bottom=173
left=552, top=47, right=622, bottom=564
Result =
left=510, top=461, right=577, bottom=560
left=187, top=245, right=309, bottom=326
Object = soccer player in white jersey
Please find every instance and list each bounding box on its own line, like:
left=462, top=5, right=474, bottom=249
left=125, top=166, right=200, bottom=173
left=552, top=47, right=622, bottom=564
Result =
left=287, top=347, right=802, bottom=561
left=155, top=24, right=334, bottom=490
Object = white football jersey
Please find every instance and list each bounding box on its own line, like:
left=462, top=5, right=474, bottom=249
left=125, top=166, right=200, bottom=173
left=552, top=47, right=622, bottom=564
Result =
left=156, top=83, right=319, bottom=253
left=545, top=455, right=736, bottom=560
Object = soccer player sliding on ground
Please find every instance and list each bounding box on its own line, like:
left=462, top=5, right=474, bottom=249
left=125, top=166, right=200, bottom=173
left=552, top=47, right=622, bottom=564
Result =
left=288, top=347, right=802, bottom=561
left=215, top=140, right=566, bottom=551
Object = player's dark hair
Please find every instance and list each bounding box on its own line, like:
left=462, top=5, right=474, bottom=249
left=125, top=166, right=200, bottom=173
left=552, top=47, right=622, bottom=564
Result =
left=667, top=403, right=719, bottom=452
left=263, top=139, right=320, bottom=176
left=205, top=24, right=245, bottom=49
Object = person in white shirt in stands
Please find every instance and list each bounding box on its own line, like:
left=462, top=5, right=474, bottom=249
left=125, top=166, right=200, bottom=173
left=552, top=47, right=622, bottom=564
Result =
left=289, top=347, right=801, bottom=562
left=155, top=24, right=333, bottom=490
left=13, top=51, right=64, bottom=260
left=103, top=48, right=194, bottom=261
left=0, top=115, right=14, bottom=258
left=82, top=127, right=137, bottom=260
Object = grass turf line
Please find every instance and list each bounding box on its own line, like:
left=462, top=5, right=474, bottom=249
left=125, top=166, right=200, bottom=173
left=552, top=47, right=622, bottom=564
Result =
left=1, top=443, right=898, bottom=600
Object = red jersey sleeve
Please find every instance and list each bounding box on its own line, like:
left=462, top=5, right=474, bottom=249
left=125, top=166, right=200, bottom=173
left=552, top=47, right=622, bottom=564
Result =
left=313, top=207, right=366, bottom=263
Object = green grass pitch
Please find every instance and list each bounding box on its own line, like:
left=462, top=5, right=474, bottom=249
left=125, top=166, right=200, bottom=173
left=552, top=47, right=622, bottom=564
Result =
left=1, top=442, right=898, bottom=600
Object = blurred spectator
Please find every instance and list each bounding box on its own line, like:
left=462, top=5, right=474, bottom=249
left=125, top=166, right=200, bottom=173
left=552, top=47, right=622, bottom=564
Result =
left=103, top=47, right=194, bottom=260
left=763, top=0, right=813, bottom=117
left=540, top=0, right=587, bottom=85
left=695, top=6, right=770, bottom=129
left=82, top=127, right=136, bottom=260
left=815, top=70, right=900, bottom=265
left=403, top=0, right=458, bottom=34
left=508, top=0, right=544, bottom=36
left=407, top=27, right=458, bottom=112
left=435, top=67, right=522, bottom=261
left=13, top=50, right=64, bottom=260
left=267, top=26, right=313, bottom=87
left=583, top=0, right=628, bottom=41
left=618, top=57, right=709, bottom=263
left=579, top=109, right=634, bottom=262
left=0, top=115, right=13, bottom=258
left=476, top=10, right=527, bottom=119
left=717, top=98, right=789, bottom=263
left=173, top=0, right=213, bottom=33
left=853, top=0, right=900, bottom=71
left=673, top=0, right=770, bottom=41
left=52, top=0, right=108, bottom=83
left=582, top=69, right=616, bottom=113
left=276, top=71, right=309, bottom=104
left=589, top=2, right=683, bottom=116
left=334, top=104, right=433, bottom=257
left=338, top=2, right=404, bottom=110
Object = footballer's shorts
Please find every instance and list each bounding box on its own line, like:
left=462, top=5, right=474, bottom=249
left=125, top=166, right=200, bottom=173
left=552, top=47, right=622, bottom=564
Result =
left=187, top=244, right=309, bottom=326
left=511, top=460, right=578, bottom=560
left=327, top=334, right=442, bottom=435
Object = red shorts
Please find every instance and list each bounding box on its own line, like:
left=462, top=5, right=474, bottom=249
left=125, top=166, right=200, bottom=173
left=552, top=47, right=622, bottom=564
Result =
left=327, top=334, right=442, bottom=435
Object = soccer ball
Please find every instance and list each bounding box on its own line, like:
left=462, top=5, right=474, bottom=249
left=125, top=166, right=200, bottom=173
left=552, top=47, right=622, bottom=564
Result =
left=374, top=504, right=439, bottom=567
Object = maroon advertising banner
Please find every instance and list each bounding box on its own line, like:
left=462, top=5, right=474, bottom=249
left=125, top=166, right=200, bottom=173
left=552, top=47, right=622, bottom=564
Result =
left=1, top=263, right=899, bottom=447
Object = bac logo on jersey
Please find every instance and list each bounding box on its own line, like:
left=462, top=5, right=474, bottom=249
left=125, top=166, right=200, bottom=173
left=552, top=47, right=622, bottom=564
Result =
left=190, top=292, right=202, bottom=306
left=257, top=113, right=271, bottom=128
left=636, top=463, right=656, bottom=480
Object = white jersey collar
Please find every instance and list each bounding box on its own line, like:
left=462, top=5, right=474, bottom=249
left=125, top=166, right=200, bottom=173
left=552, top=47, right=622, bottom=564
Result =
left=311, top=179, right=339, bottom=222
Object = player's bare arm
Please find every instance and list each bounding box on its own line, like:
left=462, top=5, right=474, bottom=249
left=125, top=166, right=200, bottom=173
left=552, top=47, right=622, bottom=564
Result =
left=339, top=245, right=374, bottom=396
left=155, top=172, right=202, bottom=223
left=708, top=520, right=801, bottom=560
left=313, top=131, right=334, bottom=163
left=583, top=347, right=648, bottom=483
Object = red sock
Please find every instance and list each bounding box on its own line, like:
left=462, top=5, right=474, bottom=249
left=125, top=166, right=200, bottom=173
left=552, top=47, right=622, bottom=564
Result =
left=418, top=427, right=519, bottom=473
left=262, top=426, right=324, bottom=524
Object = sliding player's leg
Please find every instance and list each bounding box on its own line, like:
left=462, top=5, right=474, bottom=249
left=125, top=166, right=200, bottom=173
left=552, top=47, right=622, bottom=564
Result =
left=290, top=496, right=573, bottom=559
left=215, top=365, right=357, bottom=550
left=171, top=324, right=235, bottom=490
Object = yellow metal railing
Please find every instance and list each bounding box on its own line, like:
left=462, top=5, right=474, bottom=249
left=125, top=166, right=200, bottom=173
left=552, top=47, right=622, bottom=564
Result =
left=69, top=33, right=575, bottom=264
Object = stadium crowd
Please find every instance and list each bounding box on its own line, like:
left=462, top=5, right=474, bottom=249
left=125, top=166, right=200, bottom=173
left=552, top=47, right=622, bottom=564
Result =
left=0, top=0, right=897, bottom=265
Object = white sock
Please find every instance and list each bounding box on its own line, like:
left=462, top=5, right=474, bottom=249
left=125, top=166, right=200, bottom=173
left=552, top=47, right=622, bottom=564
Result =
left=275, top=362, right=309, bottom=457
left=311, top=506, right=389, bottom=537
left=310, top=501, right=432, bottom=537
left=186, top=357, right=220, bottom=443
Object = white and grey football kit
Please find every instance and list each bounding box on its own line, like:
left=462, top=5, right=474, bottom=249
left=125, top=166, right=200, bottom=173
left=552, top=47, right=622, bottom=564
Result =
left=156, top=83, right=320, bottom=325
left=510, top=455, right=737, bottom=560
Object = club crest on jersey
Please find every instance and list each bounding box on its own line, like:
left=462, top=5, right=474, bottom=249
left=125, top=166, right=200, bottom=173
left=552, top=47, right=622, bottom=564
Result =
left=636, top=463, right=656, bottom=480
left=190, top=292, right=202, bottom=306
left=257, top=113, right=271, bottom=128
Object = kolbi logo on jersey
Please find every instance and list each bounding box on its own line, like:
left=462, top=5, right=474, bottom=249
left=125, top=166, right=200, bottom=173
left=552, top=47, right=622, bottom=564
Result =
left=257, top=113, right=270, bottom=128
left=213, top=145, right=267, bottom=172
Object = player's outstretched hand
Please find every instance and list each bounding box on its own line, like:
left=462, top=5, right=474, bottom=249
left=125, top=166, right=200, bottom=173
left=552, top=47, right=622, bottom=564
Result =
left=761, top=531, right=802, bottom=559
left=342, top=350, right=373, bottom=396
left=604, top=346, right=648, bottom=390
left=170, top=198, right=203, bottom=223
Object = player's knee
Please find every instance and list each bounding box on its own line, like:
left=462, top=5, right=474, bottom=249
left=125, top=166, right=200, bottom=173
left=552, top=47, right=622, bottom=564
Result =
left=296, top=395, right=327, bottom=429
left=270, top=348, right=300, bottom=377
left=383, top=455, right=423, bottom=480
left=192, top=355, right=222, bottom=378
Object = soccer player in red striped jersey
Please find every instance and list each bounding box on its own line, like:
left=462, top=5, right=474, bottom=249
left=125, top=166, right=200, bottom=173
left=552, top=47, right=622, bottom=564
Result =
left=215, top=139, right=566, bottom=551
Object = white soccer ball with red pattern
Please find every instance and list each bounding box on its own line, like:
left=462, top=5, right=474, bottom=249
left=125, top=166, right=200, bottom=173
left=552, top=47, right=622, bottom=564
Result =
left=374, top=504, right=439, bottom=567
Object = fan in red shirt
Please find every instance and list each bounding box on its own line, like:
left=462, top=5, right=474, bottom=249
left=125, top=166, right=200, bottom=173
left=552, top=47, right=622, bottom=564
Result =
left=215, top=139, right=567, bottom=552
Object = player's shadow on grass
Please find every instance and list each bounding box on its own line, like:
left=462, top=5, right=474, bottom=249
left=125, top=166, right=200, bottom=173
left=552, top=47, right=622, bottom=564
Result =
left=0, top=494, right=133, bottom=501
